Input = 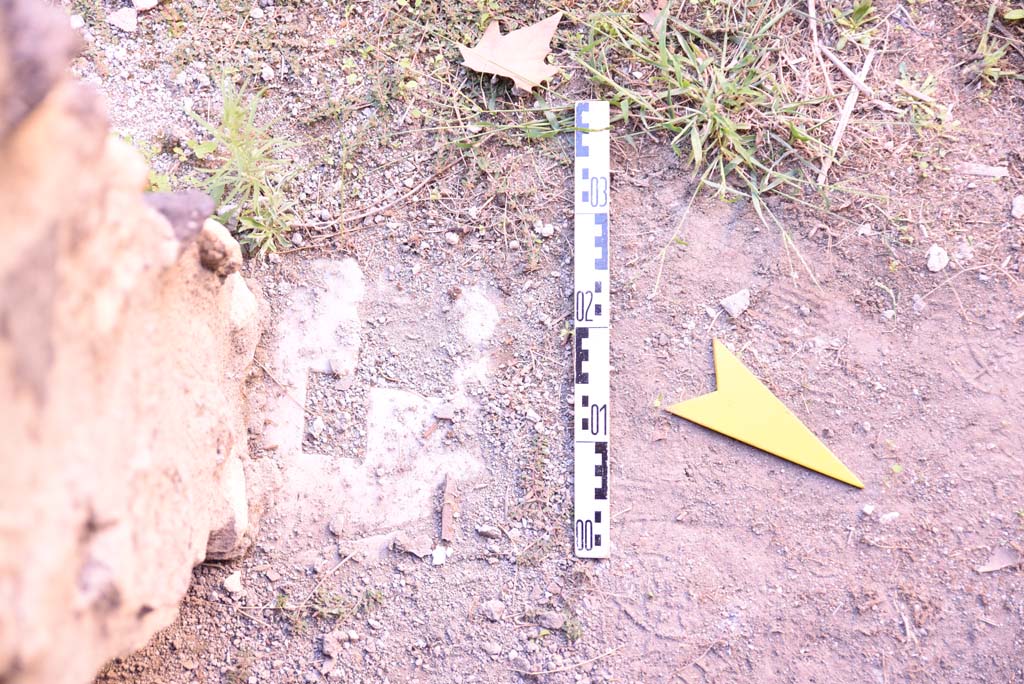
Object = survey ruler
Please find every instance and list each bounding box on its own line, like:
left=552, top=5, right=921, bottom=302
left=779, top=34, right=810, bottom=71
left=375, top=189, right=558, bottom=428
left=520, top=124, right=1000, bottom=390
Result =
left=572, top=101, right=610, bottom=558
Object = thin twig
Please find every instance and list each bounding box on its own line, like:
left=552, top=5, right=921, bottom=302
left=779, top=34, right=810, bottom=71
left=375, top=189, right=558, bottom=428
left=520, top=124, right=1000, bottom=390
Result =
left=673, top=641, right=720, bottom=680
left=818, top=43, right=875, bottom=98
left=919, top=263, right=1004, bottom=302
left=808, top=0, right=835, bottom=96
left=894, top=80, right=936, bottom=103
left=511, top=645, right=622, bottom=676
left=818, top=49, right=876, bottom=185
left=253, top=359, right=310, bottom=415
left=650, top=181, right=700, bottom=298
left=295, top=552, right=356, bottom=608
left=188, top=596, right=276, bottom=629
left=295, top=158, right=463, bottom=237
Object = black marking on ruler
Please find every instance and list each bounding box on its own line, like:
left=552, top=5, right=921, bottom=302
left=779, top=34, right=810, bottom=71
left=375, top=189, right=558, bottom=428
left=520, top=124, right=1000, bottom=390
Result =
left=594, top=511, right=602, bottom=522
left=594, top=442, right=608, bottom=500
left=595, top=304, right=602, bottom=316
left=595, top=281, right=602, bottom=293
left=574, top=328, right=590, bottom=383
left=582, top=418, right=589, bottom=431
left=595, top=534, right=602, bottom=546
left=582, top=395, right=589, bottom=407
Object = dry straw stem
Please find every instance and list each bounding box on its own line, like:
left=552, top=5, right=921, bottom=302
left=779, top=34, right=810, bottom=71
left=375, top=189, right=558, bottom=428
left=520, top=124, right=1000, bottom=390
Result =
left=818, top=43, right=874, bottom=98
left=818, top=49, right=876, bottom=185
left=807, top=0, right=835, bottom=96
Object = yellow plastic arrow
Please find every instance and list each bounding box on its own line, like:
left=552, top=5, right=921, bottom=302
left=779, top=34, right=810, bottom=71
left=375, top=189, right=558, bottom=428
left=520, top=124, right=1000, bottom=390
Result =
left=666, top=340, right=863, bottom=488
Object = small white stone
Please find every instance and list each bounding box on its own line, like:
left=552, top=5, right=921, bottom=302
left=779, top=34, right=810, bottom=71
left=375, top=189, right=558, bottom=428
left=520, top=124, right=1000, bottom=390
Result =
left=862, top=504, right=875, bottom=516
left=106, top=7, right=137, bottom=32
left=532, top=219, right=555, bottom=238
left=720, top=288, right=751, bottom=318
left=133, top=0, right=161, bottom=9
left=223, top=571, right=244, bottom=594
left=926, top=244, right=949, bottom=273
left=249, top=6, right=265, bottom=19
left=444, top=231, right=460, bottom=246
left=260, top=64, right=275, bottom=81
left=880, top=511, right=900, bottom=524
left=1012, top=195, right=1024, bottom=220
left=431, top=546, right=448, bottom=566
left=69, top=14, right=85, bottom=30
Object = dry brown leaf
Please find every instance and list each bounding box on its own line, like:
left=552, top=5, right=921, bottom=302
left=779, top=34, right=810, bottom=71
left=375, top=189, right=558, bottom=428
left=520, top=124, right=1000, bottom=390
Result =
left=457, top=12, right=562, bottom=92
left=639, top=0, right=669, bottom=32
left=976, top=546, right=1022, bottom=574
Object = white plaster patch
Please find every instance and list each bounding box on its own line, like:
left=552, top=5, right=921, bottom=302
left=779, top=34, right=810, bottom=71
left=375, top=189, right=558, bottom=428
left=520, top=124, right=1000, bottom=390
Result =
left=334, top=387, right=483, bottom=534
left=261, top=267, right=498, bottom=552
left=262, top=259, right=364, bottom=535
left=457, top=286, right=499, bottom=346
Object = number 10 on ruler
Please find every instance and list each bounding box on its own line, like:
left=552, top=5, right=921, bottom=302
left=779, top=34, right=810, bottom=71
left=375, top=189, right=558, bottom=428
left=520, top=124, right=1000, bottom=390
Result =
left=573, top=101, right=610, bottom=559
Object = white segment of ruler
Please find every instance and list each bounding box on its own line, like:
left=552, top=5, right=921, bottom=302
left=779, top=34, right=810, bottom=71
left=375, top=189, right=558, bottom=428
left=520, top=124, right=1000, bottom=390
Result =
left=572, top=101, right=611, bottom=559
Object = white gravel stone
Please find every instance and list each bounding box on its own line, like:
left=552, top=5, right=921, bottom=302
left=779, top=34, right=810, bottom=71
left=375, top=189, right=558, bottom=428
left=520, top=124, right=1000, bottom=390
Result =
left=720, top=288, right=751, bottom=318
left=926, top=244, right=949, bottom=273
left=1012, top=195, right=1024, bottom=220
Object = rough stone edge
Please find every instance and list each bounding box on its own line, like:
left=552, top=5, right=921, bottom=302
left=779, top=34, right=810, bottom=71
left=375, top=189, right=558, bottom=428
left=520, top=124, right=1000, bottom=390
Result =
left=0, top=0, right=81, bottom=145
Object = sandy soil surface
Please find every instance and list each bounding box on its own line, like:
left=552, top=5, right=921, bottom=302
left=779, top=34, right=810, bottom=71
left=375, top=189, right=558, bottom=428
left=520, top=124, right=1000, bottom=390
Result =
left=61, top=0, right=1024, bottom=682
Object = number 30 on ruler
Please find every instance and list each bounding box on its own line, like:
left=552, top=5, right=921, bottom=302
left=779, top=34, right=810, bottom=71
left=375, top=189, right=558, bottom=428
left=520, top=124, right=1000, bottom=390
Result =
left=573, top=101, right=610, bottom=558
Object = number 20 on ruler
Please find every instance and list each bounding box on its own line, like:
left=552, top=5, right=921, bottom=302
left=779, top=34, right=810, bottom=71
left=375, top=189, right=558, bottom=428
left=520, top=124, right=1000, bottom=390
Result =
left=573, top=101, right=610, bottom=558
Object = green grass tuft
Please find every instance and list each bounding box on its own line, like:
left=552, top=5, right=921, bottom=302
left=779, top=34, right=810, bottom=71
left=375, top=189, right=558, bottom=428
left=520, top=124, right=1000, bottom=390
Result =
left=189, top=76, right=298, bottom=256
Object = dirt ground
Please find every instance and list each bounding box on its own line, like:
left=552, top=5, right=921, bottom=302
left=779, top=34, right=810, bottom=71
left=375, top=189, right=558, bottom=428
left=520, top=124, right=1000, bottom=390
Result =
left=65, top=0, right=1024, bottom=682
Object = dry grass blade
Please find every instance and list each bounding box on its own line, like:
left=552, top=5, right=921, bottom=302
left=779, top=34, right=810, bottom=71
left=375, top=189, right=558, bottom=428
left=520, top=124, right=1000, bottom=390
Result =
left=817, top=49, right=875, bottom=185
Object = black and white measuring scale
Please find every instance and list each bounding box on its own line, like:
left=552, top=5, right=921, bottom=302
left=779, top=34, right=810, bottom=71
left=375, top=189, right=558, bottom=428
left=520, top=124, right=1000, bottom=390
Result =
left=572, top=101, right=610, bottom=559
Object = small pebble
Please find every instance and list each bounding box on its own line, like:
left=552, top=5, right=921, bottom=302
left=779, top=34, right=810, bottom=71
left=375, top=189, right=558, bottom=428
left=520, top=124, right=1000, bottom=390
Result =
left=328, top=512, right=345, bottom=537
left=1012, top=195, right=1024, bottom=220
left=880, top=511, right=900, bottom=524
left=476, top=524, right=501, bottom=539
left=444, top=232, right=460, bottom=246
left=720, top=288, right=751, bottom=318
left=249, top=6, right=265, bottom=19
left=862, top=504, right=875, bottom=516
left=533, top=220, right=555, bottom=238
left=106, top=7, right=137, bottom=32
left=480, top=599, right=505, bottom=622
left=223, top=571, right=244, bottom=594
left=433, top=404, right=457, bottom=421
left=537, top=611, right=565, bottom=630
left=926, top=244, right=949, bottom=273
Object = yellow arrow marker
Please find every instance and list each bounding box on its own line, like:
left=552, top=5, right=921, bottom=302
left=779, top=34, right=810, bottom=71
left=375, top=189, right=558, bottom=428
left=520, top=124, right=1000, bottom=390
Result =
left=666, top=340, right=864, bottom=488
